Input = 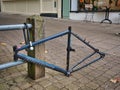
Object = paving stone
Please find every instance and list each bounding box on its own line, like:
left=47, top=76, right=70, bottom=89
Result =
left=97, top=75, right=109, bottom=83
left=110, top=66, right=120, bottom=74
left=72, top=80, right=81, bottom=87
left=32, top=84, right=44, bottom=90
left=79, top=85, right=93, bottom=90
left=25, top=87, right=35, bottom=90
left=83, top=74, right=95, bottom=81
left=17, top=82, right=32, bottom=90
left=4, top=72, right=23, bottom=81
left=78, top=76, right=91, bottom=84
left=97, top=65, right=110, bottom=72
left=39, top=79, right=52, bottom=88
left=60, top=87, right=68, bottom=90
left=53, top=82, right=64, bottom=89
left=59, top=77, right=76, bottom=85
left=6, top=79, right=17, bottom=87
left=104, top=70, right=118, bottom=77
left=53, top=74, right=67, bottom=81
left=79, top=67, right=92, bottom=74
left=14, top=76, right=26, bottom=83
left=0, top=83, right=9, bottom=90
left=115, top=85, right=120, bottom=90
left=88, top=71, right=102, bottom=78
left=9, top=86, right=21, bottom=90
left=65, top=83, right=80, bottom=90
left=0, top=78, right=5, bottom=84
left=71, top=72, right=85, bottom=80
left=45, top=84, right=59, bottom=90
left=101, top=81, right=119, bottom=90
left=86, top=82, right=99, bottom=89
left=96, top=87, right=105, bottom=90
left=91, top=78, right=105, bottom=86
left=49, top=77, right=58, bottom=83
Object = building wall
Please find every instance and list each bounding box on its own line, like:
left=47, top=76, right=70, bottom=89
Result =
left=70, top=0, right=120, bottom=24
left=1, top=0, right=62, bottom=18
left=70, top=12, right=120, bottom=24
left=1, top=0, right=41, bottom=15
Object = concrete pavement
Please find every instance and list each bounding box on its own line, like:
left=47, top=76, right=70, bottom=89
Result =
left=0, top=13, right=120, bottom=90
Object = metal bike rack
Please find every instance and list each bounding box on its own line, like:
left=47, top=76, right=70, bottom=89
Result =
left=0, top=24, right=32, bottom=31
left=0, top=23, right=32, bottom=70
left=0, top=24, right=105, bottom=76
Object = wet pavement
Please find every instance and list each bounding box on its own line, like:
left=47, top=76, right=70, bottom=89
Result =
left=0, top=13, right=120, bottom=90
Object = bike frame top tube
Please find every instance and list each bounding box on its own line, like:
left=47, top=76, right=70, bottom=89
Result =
left=16, top=30, right=69, bottom=52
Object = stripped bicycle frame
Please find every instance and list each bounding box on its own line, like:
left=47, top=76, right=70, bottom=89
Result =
left=14, top=26, right=105, bottom=76
left=0, top=24, right=105, bottom=76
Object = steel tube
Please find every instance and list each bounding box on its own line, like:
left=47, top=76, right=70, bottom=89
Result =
left=0, top=24, right=32, bottom=31
left=17, top=53, right=68, bottom=75
left=16, top=30, right=69, bottom=52
left=70, top=51, right=96, bottom=72
left=71, top=32, right=98, bottom=51
left=66, top=27, right=71, bottom=71
left=0, top=60, right=25, bottom=70
left=70, top=55, right=103, bottom=73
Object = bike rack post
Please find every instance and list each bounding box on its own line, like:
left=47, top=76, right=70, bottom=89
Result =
left=26, top=16, right=45, bottom=79
left=0, top=23, right=32, bottom=70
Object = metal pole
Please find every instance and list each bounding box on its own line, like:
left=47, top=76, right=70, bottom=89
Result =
left=0, top=60, right=25, bottom=70
left=0, top=24, right=32, bottom=31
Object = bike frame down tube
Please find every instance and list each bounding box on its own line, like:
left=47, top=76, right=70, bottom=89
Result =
left=16, top=53, right=68, bottom=75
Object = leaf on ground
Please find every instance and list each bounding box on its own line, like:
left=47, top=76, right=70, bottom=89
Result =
left=0, top=42, right=7, bottom=46
left=110, top=77, right=120, bottom=83
left=19, top=41, right=25, bottom=45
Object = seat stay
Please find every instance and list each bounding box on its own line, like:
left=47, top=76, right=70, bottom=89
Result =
left=71, top=32, right=99, bottom=52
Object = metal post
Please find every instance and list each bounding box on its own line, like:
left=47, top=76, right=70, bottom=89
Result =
left=26, top=15, right=45, bottom=80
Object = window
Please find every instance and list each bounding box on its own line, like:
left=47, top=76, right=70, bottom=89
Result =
left=54, top=1, right=56, bottom=8
left=71, top=0, right=120, bottom=12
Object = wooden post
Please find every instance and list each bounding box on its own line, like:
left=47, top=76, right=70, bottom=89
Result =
left=26, top=15, right=45, bottom=80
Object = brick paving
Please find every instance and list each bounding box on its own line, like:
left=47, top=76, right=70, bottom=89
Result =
left=0, top=13, right=120, bottom=90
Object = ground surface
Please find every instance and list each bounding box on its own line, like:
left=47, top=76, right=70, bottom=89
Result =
left=0, top=13, right=120, bottom=90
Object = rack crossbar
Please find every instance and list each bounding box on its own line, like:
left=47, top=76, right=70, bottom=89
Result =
left=0, top=60, right=25, bottom=70
left=0, top=24, right=32, bottom=31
